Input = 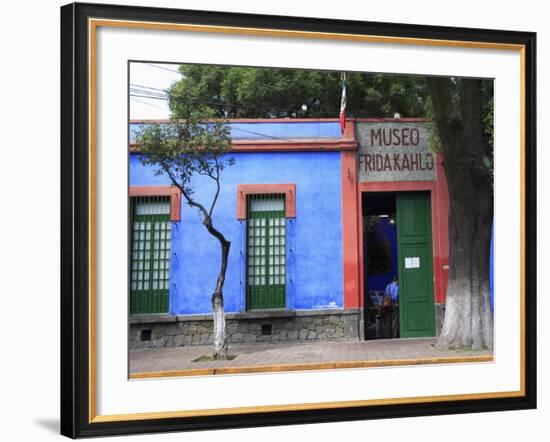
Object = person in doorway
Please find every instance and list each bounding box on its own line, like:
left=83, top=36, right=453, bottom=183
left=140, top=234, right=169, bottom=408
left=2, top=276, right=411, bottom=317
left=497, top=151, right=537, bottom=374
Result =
left=383, top=277, right=399, bottom=338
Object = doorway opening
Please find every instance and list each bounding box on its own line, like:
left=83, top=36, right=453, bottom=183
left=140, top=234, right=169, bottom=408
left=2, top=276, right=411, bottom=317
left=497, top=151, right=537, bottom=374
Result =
left=363, top=193, right=398, bottom=340
left=362, top=191, right=437, bottom=340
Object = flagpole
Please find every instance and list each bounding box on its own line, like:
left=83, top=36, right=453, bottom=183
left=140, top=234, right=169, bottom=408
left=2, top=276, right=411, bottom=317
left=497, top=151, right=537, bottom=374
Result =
left=340, top=72, right=347, bottom=135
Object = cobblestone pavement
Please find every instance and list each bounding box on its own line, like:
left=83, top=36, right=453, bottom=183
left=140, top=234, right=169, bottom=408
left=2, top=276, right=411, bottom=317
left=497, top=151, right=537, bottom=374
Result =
left=130, top=338, right=493, bottom=375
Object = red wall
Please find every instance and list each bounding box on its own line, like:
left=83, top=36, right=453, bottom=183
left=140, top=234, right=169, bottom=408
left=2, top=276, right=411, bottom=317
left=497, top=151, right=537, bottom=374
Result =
left=342, top=152, right=450, bottom=308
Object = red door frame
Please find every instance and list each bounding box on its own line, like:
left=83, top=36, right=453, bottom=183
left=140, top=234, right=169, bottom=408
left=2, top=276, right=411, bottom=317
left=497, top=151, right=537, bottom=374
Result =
left=342, top=154, right=449, bottom=310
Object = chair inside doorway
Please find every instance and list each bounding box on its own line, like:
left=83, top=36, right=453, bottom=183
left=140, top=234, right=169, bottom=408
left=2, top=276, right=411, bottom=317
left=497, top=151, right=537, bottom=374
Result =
left=363, top=193, right=399, bottom=340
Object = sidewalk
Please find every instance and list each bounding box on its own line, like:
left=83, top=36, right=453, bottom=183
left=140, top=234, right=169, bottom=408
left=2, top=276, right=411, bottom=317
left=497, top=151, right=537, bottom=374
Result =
left=130, top=338, right=493, bottom=377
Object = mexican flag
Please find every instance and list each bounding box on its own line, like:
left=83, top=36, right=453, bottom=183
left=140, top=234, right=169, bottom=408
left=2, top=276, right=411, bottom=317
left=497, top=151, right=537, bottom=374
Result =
left=340, top=74, right=347, bottom=135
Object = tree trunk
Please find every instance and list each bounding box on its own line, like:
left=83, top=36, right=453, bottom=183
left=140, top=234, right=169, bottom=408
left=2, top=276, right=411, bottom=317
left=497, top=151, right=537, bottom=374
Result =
left=212, top=291, right=227, bottom=359
left=212, top=239, right=230, bottom=359
left=427, top=77, right=494, bottom=350
left=154, top=139, right=234, bottom=358
left=436, top=162, right=493, bottom=350
left=171, top=185, right=232, bottom=359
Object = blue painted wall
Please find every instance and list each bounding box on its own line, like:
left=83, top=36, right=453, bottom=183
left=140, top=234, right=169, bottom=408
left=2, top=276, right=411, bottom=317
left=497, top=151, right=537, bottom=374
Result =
left=490, top=221, right=494, bottom=313
left=366, top=218, right=398, bottom=293
left=130, top=151, right=344, bottom=314
left=130, top=121, right=342, bottom=142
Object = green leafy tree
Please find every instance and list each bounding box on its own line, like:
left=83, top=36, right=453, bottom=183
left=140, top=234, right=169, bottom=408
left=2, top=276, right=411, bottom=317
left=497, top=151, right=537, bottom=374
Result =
left=135, top=106, right=234, bottom=359
left=168, top=65, right=429, bottom=119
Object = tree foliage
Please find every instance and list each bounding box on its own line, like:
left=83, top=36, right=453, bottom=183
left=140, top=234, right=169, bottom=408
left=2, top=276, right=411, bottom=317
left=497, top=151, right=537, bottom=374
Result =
left=168, top=65, right=430, bottom=119
left=426, top=79, right=494, bottom=174
left=136, top=107, right=233, bottom=203
left=135, top=106, right=234, bottom=359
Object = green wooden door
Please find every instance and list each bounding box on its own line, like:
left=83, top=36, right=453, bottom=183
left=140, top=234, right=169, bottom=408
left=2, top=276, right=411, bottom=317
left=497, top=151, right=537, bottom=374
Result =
left=130, top=196, right=171, bottom=315
left=396, top=192, right=436, bottom=337
left=246, top=195, right=286, bottom=310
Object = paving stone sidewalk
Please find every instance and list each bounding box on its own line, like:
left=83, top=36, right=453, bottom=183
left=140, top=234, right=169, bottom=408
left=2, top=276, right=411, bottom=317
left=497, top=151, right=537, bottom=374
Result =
left=130, top=338, right=492, bottom=374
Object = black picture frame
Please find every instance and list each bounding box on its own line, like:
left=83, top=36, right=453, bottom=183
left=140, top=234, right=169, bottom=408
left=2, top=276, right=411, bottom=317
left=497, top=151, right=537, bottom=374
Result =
left=60, top=2, right=537, bottom=438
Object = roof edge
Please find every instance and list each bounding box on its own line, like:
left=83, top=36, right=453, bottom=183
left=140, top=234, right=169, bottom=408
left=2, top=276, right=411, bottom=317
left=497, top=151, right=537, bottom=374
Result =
left=129, top=117, right=431, bottom=124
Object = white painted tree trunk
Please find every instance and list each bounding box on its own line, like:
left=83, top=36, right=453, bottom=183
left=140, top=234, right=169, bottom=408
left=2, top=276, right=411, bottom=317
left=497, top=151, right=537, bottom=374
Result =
left=437, top=273, right=493, bottom=350
left=212, top=292, right=228, bottom=359
left=435, top=162, right=493, bottom=351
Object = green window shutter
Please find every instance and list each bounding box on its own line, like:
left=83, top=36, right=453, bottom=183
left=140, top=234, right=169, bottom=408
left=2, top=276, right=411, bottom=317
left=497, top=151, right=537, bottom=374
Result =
left=130, top=196, right=171, bottom=315
left=246, top=194, right=286, bottom=310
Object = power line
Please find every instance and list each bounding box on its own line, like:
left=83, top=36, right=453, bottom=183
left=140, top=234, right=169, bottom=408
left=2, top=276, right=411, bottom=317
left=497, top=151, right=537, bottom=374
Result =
left=130, top=94, right=169, bottom=100
left=130, top=83, right=169, bottom=92
left=130, top=90, right=168, bottom=99
left=142, top=63, right=181, bottom=74
left=167, top=94, right=300, bottom=114
left=130, top=90, right=427, bottom=122
left=129, top=87, right=167, bottom=94
left=228, top=127, right=283, bottom=140
left=128, top=87, right=491, bottom=142
left=129, top=92, right=440, bottom=133
left=129, top=93, right=308, bottom=118
left=130, top=96, right=166, bottom=110
left=129, top=114, right=286, bottom=141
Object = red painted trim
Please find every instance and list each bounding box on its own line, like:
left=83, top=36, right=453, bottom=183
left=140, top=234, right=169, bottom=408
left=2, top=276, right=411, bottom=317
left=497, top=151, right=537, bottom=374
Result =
left=130, top=118, right=343, bottom=124
left=360, top=181, right=435, bottom=193
left=343, top=119, right=356, bottom=140
left=356, top=173, right=449, bottom=307
left=231, top=139, right=358, bottom=152
left=130, top=118, right=430, bottom=124
left=341, top=151, right=360, bottom=309
left=129, top=186, right=181, bottom=222
left=130, top=119, right=358, bottom=152
left=236, top=184, right=296, bottom=219
left=353, top=118, right=431, bottom=123
left=130, top=139, right=358, bottom=152
left=228, top=118, right=340, bottom=123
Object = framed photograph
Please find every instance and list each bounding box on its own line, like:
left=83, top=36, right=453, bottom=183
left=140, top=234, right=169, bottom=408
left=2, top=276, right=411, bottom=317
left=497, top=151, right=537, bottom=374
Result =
left=60, top=2, right=536, bottom=438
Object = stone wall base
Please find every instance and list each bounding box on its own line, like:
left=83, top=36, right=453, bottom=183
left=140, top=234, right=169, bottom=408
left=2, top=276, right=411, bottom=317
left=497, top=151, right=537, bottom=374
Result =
left=130, top=309, right=361, bottom=350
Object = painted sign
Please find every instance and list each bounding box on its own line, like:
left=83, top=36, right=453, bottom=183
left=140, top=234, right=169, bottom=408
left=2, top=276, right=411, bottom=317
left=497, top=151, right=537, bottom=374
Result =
left=356, top=122, right=436, bottom=182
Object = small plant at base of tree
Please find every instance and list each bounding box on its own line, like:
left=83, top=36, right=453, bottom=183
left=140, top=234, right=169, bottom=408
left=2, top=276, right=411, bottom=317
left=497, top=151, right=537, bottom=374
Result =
left=192, top=354, right=237, bottom=363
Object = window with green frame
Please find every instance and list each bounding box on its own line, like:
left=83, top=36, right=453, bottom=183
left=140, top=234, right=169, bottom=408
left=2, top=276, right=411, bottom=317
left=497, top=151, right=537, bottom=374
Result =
left=130, top=196, right=171, bottom=315
left=246, top=194, right=286, bottom=310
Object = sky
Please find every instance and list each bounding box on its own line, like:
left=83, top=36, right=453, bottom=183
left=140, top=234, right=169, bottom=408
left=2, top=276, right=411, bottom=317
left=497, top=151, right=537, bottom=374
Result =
left=129, top=62, right=182, bottom=120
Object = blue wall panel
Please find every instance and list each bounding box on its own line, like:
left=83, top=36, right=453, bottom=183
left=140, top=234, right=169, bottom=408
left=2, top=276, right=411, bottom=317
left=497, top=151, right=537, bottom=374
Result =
left=130, top=121, right=342, bottom=143
left=366, top=218, right=398, bottom=293
left=490, top=221, right=494, bottom=313
left=130, top=151, right=344, bottom=314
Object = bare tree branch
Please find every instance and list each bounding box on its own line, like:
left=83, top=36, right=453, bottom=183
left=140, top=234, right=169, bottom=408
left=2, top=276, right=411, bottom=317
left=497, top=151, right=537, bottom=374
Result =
left=158, top=159, right=230, bottom=249
left=135, top=115, right=234, bottom=359
left=208, top=159, right=221, bottom=217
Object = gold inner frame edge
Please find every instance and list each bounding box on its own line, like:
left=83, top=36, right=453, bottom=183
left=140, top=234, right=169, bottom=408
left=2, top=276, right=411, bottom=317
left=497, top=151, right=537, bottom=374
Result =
left=87, top=17, right=527, bottom=423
